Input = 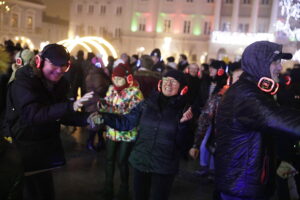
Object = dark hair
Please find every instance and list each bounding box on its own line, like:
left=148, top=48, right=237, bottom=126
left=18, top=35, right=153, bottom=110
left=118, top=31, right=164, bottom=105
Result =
left=167, top=56, right=175, bottom=62
left=180, top=54, right=187, bottom=60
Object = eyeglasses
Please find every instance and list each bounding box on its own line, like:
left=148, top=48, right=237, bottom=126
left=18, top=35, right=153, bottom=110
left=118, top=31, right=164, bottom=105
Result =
left=162, top=77, right=179, bottom=85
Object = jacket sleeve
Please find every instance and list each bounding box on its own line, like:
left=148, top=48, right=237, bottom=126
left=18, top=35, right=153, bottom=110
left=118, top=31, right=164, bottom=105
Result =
left=11, top=79, right=75, bottom=125
left=239, top=90, right=300, bottom=137
left=60, top=112, right=90, bottom=126
left=102, top=101, right=144, bottom=131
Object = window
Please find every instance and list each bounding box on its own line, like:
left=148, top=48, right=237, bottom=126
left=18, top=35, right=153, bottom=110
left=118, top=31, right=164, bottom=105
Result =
left=11, top=14, right=18, bottom=28
left=204, top=21, right=211, bottom=35
left=115, top=28, right=121, bottom=38
left=163, top=19, right=171, bottom=32
left=222, top=22, right=231, bottom=31
left=99, top=27, right=105, bottom=35
left=238, top=23, right=249, bottom=33
left=88, top=5, right=94, bottom=14
left=207, top=0, right=214, bottom=3
left=116, top=6, right=122, bottom=15
left=27, top=16, right=33, bottom=29
left=242, top=0, right=250, bottom=4
left=257, top=24, right=267, bottom=33
left=139, top=17, right=146, bottom=31
left=77, top=4, right=83, bottom=14
left=87, top=26, right=95, bottom=35
left=225, top=0, right=233, bottom=3
left=166, top=0, right=173, bottom=1
left=76, top=25, right=85, bottom=36
left=100, top=5, right=106, bottom=15
left=187, top=0, right=193, bottom=2
left=183, top=20, right=191, bottom=34
left=261, top=0, right=269, bottom=4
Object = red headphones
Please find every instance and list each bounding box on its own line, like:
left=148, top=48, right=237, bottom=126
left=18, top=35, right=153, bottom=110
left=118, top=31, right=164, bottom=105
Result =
left=114, top=64, right=134, bottom=86
left=257, top=77, right=279, bottom=95
left=157, top=79, right=189, bottom=96
left=35, top=44, right=71, bottom=72
left=217, top=68, right=225, bottom=76
left=284, top=75, right=291, bottom=86
left=16, top=49, right=24, bottom=66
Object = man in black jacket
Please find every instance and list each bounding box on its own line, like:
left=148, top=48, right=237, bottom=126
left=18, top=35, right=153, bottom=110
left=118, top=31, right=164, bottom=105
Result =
left=215, top=41, right=300, bottom=200
left=5, top=44, right=93, bottom=200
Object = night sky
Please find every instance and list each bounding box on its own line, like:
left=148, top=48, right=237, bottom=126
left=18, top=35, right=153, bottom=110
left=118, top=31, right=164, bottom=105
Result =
left=42, top=0, right=71, bottom=20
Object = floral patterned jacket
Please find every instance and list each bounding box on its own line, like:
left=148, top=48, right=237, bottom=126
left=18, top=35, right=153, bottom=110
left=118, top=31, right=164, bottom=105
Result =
left=100, top=85, right=144, bottom=142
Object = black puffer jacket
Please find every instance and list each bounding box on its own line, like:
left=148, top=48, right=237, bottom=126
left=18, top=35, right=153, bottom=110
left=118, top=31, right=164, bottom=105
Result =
left=102, top=92, right=189, bottom=174
left=6, top=65, right=89, bottom=172
left=215, top=41, right=300, bottom=198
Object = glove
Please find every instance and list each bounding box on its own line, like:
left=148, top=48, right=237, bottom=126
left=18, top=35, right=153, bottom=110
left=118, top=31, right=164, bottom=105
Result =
left=87, top=112, right=104, bottom=129
left=189, top=147, right=199, bottom=160
left=73, top=91, right=94, bottom=111
left=276, top=161, right=298, bottom=179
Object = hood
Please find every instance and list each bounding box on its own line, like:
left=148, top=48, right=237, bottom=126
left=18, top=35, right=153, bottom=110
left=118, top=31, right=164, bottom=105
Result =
left=241, top=41, right=283, bottom=82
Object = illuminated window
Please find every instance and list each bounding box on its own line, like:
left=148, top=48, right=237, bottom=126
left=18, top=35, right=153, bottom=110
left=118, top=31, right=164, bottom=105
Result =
left=115, top=28, right=121, bottom=38
left=116, top=6, right=122, bottom=15
left=100, top=5, right=106, bottom=15
left=204, top=21, right=211, bottom=35
left=77, top=4, right=83, bottom=14
left=238, top=23, right=249, bottom=33
left=261, top=0, right=269, bottom=4
left=11, top=14, right=18, bottom=28
left=27, top=16, right=33, bottom=29
left=76, top=25, right=85, bottom=36
left=163, top=19, right=171, bottom=33
left=183, top=20, right=191, bottom=34
left=222, top=22, right=231, bottom=31
left=88, top=5, right=94, bottom=14
left=139, top=17, right=146, bottom=32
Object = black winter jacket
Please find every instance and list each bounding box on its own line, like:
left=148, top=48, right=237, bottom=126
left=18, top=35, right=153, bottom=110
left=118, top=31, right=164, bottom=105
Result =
left=215, top=73, right=300, bottom=198
left=102, top=92, right=189, bottom=174
left=5, top=65, right=89, bottom=172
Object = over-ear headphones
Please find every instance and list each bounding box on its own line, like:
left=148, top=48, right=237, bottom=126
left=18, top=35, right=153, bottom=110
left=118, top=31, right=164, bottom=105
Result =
left=157, top=79, right=189, bottom=96
left=217, top=68, right=225, bottom=76
left=184, top=66, right=202, bottom=78
left=35, top=44, right=71, bottom=72
left=257, top=77, right=279, bottom=95
left=16, top=49, right=24, bottom=66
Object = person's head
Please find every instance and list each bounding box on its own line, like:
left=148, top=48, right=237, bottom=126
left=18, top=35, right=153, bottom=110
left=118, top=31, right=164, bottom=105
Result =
left=36, top=43, right=70, bottom=83
left=241, top=41, right=292, bottom=83
left=140, top=55, right=154, bottom=70
left=87, top=52, right=95, bottom=62
left=150, top=48, right=161, bottom=64
left=112, top=63, right=133, bottom=91
left=187, top=63, right=200, bottom=77
left=131, top=54, right=138, bottom=64
left=160, top=70, right=187, bottom=97
left=76, top=50, right=84, bottom=60
left=167, top=56, right=175, bottom=63
left=121, top=53, right=129, bottom=64
left=209, top=60, right=225, bottom=78
left=179, top=54, right=187, bottom=62
left=231, top=68, right=243, bottom=84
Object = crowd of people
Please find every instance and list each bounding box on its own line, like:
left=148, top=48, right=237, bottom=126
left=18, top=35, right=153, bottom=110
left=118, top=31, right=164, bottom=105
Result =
left=0, top=39, right=300, bottom=200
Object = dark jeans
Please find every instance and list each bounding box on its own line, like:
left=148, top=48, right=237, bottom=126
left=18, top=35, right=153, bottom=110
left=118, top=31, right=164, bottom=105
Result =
left=133, top=168, right=175, bottom=200
left=104, top=139, right=133, bottom=192
left=23, top=171, right=54, bottom=200
left=220, top=193, right=269, bottom=200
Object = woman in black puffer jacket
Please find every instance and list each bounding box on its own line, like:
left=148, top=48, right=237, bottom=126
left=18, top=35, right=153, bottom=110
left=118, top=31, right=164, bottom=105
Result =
left=93, top=70, right=192, bottom=200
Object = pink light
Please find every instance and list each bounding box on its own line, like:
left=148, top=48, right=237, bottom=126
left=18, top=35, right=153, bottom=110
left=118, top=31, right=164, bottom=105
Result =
left=146, top=26, right=152, bottom=32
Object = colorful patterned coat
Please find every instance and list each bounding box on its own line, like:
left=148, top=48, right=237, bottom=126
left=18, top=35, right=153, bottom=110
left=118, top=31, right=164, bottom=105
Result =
left=101, top=85, right=143, bottom=142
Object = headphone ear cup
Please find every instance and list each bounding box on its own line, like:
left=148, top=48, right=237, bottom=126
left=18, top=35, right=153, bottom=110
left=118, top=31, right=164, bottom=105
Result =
left=180, top=86, right=188, bottom=96
left=197, top=70, right=201, bottom=78
left=127, top=74, right=133, bottom=85
left=217, top=68, right=225, bottom=76
left=35, top=55, right=42, bottom=69
left=184, top=67, right=189, bottom=74
left=65, top=60, right=71, bottom=72
left=16, top=58, right=23, bottom=66
left=157, top=80, right=162, bottom=92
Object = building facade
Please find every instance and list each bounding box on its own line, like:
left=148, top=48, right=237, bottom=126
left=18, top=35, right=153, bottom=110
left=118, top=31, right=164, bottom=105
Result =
left=0, top=0, right=68, bottom=50
left=69, top=0, right=279, bottom=62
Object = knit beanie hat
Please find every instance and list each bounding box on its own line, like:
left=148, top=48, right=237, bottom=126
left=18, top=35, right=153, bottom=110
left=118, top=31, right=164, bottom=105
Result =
left=163, top=69, right=187, bottom=88
left=150, top=48, right=161, bottom=59
left=112, top=63, right=132, bottom=77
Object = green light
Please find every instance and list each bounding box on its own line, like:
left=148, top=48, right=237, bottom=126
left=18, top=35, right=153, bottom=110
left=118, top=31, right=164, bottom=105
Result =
left=131, top=12, right=140, bottom=32
left=156, top=13, right=164, bottom=33
left=193, top=24, right=201, bottom=36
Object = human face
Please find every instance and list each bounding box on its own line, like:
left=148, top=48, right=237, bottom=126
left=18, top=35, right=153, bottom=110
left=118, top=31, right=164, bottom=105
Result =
left=42, top=58, right=68, bottom=82
left=188, top=64, right=199, bottom=77
left=162, top=77, right=180, bottom=97
left=152, top=56, right=159, bottom=64
left=112, top=76, right=126, bottom=87
left=232, top=69, right=243, bottom=84
left=270, top=59, right=282, bottom=83
left=209, top=67, right=217, bottom=77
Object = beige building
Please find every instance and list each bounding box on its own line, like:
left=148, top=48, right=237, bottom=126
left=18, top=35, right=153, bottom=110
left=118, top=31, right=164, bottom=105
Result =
left=0, top=0, right=68, bottom=50
left=69, top=0, right=279, bottom=62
